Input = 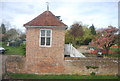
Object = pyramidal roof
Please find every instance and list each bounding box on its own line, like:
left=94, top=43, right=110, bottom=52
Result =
left=24, top=11, right=67, bottom=27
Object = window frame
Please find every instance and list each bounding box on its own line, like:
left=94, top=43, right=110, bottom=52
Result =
left=40, top=29, right=52, bottom=47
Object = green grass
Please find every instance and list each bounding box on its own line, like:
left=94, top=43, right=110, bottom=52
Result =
left=1, top=42, right=25, bottom=56
left=104, top=54, right=120, bottom=58
left=7, top=73, right=119, bottom=79
left=110, top=47, right=120, bottom=51
left=0, top=42, right=2, bottom=46
left=3, top=46, right=25, bottom=56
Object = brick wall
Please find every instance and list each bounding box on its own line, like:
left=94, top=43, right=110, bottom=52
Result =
left=64, top=57, right=119, bottom=75
left=6, top=56, right=119, bottom=75
left=6, top=55, right=26, bottom=74
left=25, top=27, right=65, bottom=74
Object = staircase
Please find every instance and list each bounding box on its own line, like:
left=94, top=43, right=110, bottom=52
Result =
left=64, top=44, right=86, bottom=57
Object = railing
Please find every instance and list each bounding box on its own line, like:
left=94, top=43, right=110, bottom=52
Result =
left=64, top=44, right=86, bottom=57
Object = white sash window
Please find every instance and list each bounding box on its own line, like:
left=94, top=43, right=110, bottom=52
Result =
left=40, top=29, right=52, bottom=47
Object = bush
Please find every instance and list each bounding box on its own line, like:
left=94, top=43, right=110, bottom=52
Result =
left=86, top=66, right=99, bottom=69
left=20, top=43, right=26, bottom=56
left=90, top=72, right=96, bottom=76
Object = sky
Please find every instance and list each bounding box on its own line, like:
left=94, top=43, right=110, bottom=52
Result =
left=0, top=0, right=119, bottom=32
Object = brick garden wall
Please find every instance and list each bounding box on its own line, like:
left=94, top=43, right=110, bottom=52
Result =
left=64, top=57, right=119, bottom=75
left=6, top=55, right=26, bottom=74
left=6, top=56, right=119, bottom=75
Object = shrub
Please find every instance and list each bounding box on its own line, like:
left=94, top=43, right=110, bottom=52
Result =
left=20, top=43, right=26, bottom=56
left=86, top=66, right=99, bottom=69
left=90, top=72, right=96, bottom=76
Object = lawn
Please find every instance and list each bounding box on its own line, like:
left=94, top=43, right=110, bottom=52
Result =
left=7, top=73, right=119, bottom=79
left=110, top=47, right=120, bottom=52
left=2, top=42, right=25, bottom=56
left=3, top=46, right=24, bottom=56
left=0, top=42, right=2, bottom=46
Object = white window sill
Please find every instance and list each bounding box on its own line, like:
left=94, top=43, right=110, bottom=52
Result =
left=40, top=45, right=51, bottom=48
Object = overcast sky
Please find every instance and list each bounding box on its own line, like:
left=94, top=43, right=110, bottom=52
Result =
left=0, top=0, right=119, bottom=32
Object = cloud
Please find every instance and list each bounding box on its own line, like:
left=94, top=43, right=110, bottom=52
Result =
left=52, top=2, right=118, bottom=28
left=0, top=1, right=118, bottom=32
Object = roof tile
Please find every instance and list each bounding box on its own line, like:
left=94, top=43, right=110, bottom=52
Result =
left=24, top=11, right=67, bottom=27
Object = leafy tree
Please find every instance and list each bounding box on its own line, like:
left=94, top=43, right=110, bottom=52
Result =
left=65, top=30, right=74, bottom=44
left=0, top=23, right=6, bottom=34
left=89, top=24, right=96, bottom=35
left=0, top=23, right=7, bottom=42
left=65, top=22, right=95, bottom=47
left=6, top=28, right=19, bottom=41
left=19, top=33, right=26, bottom=40
left=72, top=26, right=94, bottom=45
left=70, top=23, right=84, bottom=37
left=70, top=22, right=84, bottom=46
left=82, top=26, right=94, bottom=45
left=90, top=26, right=119, bottom=54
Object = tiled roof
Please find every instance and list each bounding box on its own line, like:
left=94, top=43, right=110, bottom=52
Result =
left=24, top=11, right=67, bottom=27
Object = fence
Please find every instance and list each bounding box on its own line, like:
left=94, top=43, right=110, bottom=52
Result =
left=64, top=44, right=85, bottom=57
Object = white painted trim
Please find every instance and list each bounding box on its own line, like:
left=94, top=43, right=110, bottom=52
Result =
left=25, top=25, right=68, bottom=30
left=39, top=29, right=52, bottom=47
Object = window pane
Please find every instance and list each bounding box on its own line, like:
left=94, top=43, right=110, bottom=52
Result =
left=41, top=37, right=45, bottom=45
left=46, top=37, right=50, bottom=45
left=46, top=30, right=51, bottom=36
left=41, top=30, right=45, bottom=36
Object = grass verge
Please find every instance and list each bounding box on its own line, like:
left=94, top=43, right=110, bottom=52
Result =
left=7, top=73, right=119, bottom=79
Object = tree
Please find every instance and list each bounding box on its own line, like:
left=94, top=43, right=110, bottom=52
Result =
left=65, top=22, right=95, bottom=46
left=6, top=28, right=19, bottom=41
left=65, top=29, right=74, bottom=44
left=82, top=26, right=94, bottom=45
left=0, top=23, right=6, bottom=34
left=0, top=23, right=7, bottom=41
left=70, top=22, right=84, bottom=46
left=70, top=23, right=84, bottom=37
left=75, top=26, right=94, bottom=45
left=89, top=24, right=96, bottom=35
left=19, top=33, right=26, bottom=40
left=90, top=26, right=119, bottom=54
